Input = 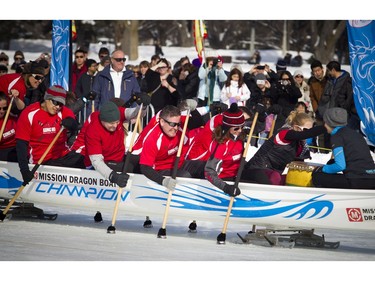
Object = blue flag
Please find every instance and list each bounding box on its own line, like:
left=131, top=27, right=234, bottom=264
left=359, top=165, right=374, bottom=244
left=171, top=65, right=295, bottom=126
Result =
left=347, top=20, right=375, bottom=146
left=50, top=20, right=71, bottom=91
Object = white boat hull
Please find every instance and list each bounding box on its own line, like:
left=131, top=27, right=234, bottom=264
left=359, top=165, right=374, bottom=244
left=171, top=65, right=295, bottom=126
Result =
left=1, top=160, right=374, bottom=231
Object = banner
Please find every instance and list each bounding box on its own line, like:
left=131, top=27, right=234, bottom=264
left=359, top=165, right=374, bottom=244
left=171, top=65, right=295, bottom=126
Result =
left=193, top=20, right=208, bottom=63
left=50, top=20, right=71, bottom=91
left=347, top=20, right=375, bottom=146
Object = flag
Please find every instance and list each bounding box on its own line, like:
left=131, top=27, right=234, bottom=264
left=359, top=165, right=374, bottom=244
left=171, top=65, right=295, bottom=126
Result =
left=50, top=20, right=71, bottom=91
left=72, top=20, right=77, bottom=41
left=193, top=20, right=208, bottom=63
left=347, top=20, right=375, bottom=146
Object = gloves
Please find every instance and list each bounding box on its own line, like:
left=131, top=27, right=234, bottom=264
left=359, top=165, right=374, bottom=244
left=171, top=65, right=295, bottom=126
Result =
left=209, top=102, right=228, bottom=115
left=61, top=117, right=79, bottom=131
left=162, top=177, right=177, bottom=192
left=109, top=171, right=130, bottom=188
left=223, top=183, right=241, bottom=197
left=255, top=103, right=265, bottom=114
left=179, top=99, right=197, bottom=112
left=85, top=91, right=97, bottom=101
left=184, top=99, right=197, bottom=111
left=21, top=169, right=34, bottom=185
left=135, top=92, right=151, bottom=106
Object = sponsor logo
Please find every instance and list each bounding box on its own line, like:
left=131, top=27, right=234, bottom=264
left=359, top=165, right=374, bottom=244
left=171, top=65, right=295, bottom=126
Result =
left=346, top=208, right=363, bottom=222
left=347, top=208, right=375, bottom=222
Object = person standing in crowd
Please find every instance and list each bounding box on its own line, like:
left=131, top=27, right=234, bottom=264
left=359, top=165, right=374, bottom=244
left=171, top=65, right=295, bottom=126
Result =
left=317, top=61, right=359, bottom=131
left=137, top=60, right=150, bottom=92
left=0, top=52, right=10, bottom=73
left=154, top=39, right=164, bottom=57
left=269, top=70, right=302, bottom=131
left=0, top=92, right=17, bottom=162
left=197, top=56, right=227, bottom=107
left=150, top=54, right=160, bottom=68
left=176, top=62, right=199, bottom=101
left=93, top=49, right=140, bottom=110
left=241, top=111, right=326, bottom=185
left=10, top=50, right=26, bottom=73
left=293, top=70, right=313, bottom=112
left=75, top=59, right=98, bottom=122
left=0, top=61, right=45, bottom=115
left=203, top=103, right=245, bottom=197
left=143, top=58, right=179, bottom=113
left=220, top=67, right=251, bottom=107
left=15, top=85, right=83, bottom=185
left=71, top=49, right=87, bottom=92
left=308, top=59, right=330, bottom=152
left=312, top=107, right=375, bottom=189
left=97, top=47, right=110, bottom=72
left=136, top=105, right=191, bottom=192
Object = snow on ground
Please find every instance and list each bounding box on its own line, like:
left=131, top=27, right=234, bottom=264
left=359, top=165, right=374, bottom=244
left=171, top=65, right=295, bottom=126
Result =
left=1, top=203, right=375, bottom=281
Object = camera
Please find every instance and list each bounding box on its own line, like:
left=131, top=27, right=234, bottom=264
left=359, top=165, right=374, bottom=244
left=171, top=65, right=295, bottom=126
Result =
left=212, top=58, right=219, bottom=68
left=256, top=65, right=265, bottom=70
left=280, top=80, right=289, bottom=86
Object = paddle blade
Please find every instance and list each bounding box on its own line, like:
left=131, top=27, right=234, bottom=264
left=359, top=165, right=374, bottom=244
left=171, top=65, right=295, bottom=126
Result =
left=157, top=227, right=167, bottom=239
left=217, top=232, right=226, bottom=244
left=107, top=225, right=116, bottom=234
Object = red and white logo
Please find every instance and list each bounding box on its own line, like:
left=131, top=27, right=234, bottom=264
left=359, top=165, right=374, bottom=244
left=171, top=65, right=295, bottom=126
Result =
left=346, top=208, right=363, bottom=222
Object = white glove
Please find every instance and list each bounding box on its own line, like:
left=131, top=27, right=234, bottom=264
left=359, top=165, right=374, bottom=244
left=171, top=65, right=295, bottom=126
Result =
left=162, top=177, right=177, bottom=192
left=185, top=99, right=197, bottom=111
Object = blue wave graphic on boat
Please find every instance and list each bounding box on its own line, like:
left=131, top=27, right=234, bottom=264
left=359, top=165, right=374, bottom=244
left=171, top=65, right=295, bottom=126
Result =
left=135, top=183, right=333, bottom=220
left=0, top=172, right=22, bottom=196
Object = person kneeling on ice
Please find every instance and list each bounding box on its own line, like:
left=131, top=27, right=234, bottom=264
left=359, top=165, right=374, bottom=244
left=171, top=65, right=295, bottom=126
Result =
left=312, top=107, right=375, bottom=189
left=83, top=100, right=146, bottom=188
left=204, top=103, right=245, bottom=197
left=137, top=105, right=192, bottom=192
left=16, top=85, right=82, bottom=185
left=241, top=110, right=326, bottom=185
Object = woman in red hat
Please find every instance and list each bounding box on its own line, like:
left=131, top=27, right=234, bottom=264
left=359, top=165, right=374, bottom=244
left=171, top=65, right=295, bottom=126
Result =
left=204, top=103, right=245, bottom=197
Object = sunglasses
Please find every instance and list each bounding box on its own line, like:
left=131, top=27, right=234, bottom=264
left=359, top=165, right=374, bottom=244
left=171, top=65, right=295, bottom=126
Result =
left=75, top=56, right=84, bottom=59
left=162, top=118, right=180, bottom=128
left=50, top=99, right=64, bottom=107
left=15, top=57, right=23, bottom=60
left=0, top=58, right=8, bottom=61
left=31, top=74, right=44, bottom=81
left=295, top=75, right=304, bottom=78
left=0, top=106, right=9, bottom=111
left=113, top=57, right=126, bottom=62
left=233, top=126, right=243, bottom=131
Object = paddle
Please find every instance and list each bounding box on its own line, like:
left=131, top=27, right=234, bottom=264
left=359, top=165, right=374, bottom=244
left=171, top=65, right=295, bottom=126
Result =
left=107, top=104, right=143, bottom=234
left=157, top=109, right=191, bottom=238
left=0, top=126, right=65, bottom=221
left=0, top=97, right=14, bottom=143
left=268, top=114, right=277, bottom=138
left=217, top=111, right=259, bottom=244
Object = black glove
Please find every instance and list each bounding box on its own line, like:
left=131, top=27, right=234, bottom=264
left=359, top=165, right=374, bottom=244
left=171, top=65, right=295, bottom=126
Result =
left=21, top=169, right=34, bottom=185
left=255, top=103, right=265, bottom=114
left=85, top=91, right=97, bottom=101
left=223, top=184, right=241, bottom=197
left=135, top=92, right=151, bottom=106
left=61, top=117, right=79, bottom=131
left=109, top=171, right=130, bottom=188
left=210, top=102, right=228, bottom=115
